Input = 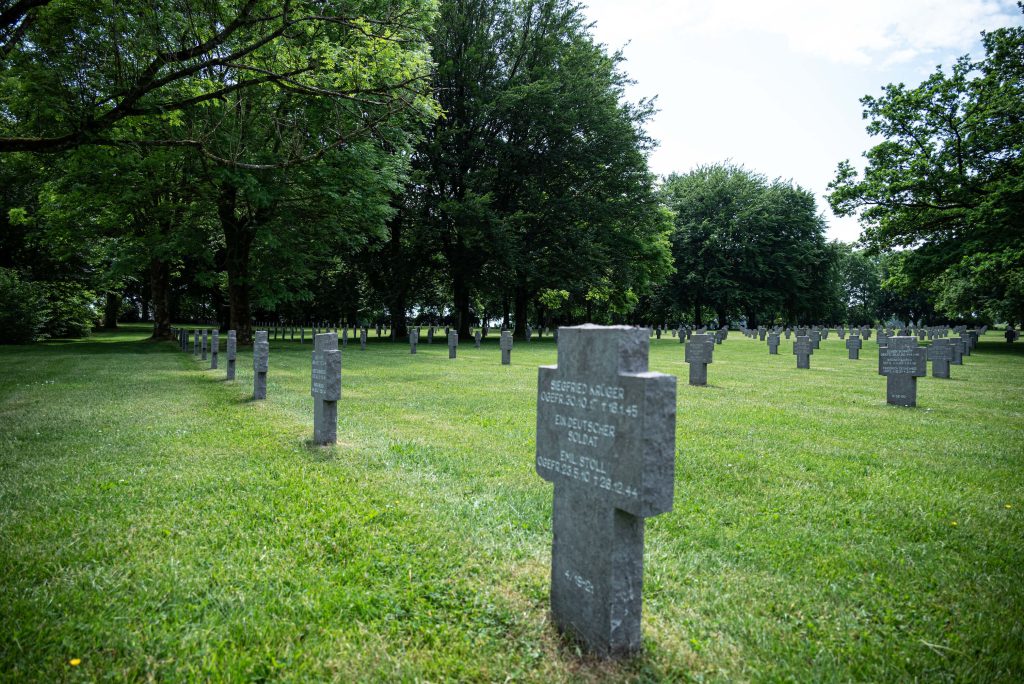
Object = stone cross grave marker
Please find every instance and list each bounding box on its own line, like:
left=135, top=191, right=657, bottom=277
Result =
left=809, top=329, right=821, bottom=350
left=758, top=327, right=766, bottom=341
left=409, top=329, right=418, bottom=354
left=500, top=330, right=513, bottom=365
left=428, top=326, right=435, bottom=344
left=878, top=336, right=926, bottom=407
left=253, top=330, right=269, bottom=400
left=535, top=325, right=676, bottom=657
left=311, top=333, right=341, bottom=444
left=193, top=329, right=199, bottom=355
left=794, top=335, right=813, bottom=369
left=448, top=331, right=458, bottom=359
left=784, top=328, right=791, bottom=339
left=226, top=330, right=237, bottom=380
left=684, top=333, right=714, bottom=386
left=767, top=332, right=780, bottom=355
left=927, top=339, right=953, bottom=379
left=360, top=327, right=367, bottom=351
left=1007, top=328, right=1017, bottom=344
left=526, top=325, right=532, bottom=343
left=474, top=330, right=482, bottom=348
left=210, top=330, right=219, bottom=369
left=949, top=337, right=964, bottom=366
left=846, top=334, right=862, bottom=360
left=838, top=327, right=846, bottom=339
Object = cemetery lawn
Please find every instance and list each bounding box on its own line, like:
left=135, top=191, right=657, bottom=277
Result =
left=2, top=325, right=1023, bottom=683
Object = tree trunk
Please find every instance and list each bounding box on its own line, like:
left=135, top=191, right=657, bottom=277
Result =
left=513, top=284, right=529, bottom=339
left=453, top=271, right=471, bottom=338
left=693, top=299, right=703, bottom=327
left=149, top=258, right=172, bottom=340
left=219, top=184, right=255, bottom=345
left=102, top=291, right=120, bottom=329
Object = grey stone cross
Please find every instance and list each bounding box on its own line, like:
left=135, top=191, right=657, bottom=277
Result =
left=409, top=329, right=418, bottom=354
left=226, top=330, right=237, bottom=380
left=927, top=339, right=953, bottom=379
left=767, top=333, right=780, bottom=355
left=360, top=327, right=367, bottom=351
left=253, top=331, right=269, bottom=400
left=846, top=334, right=862, bottom=360
left=448, top=331, right=458, bottom=359
left=474, top=330, right=481, bottom=348
left=500, top=330, right=513, bottom=365
left=794, top=335, right=813, bottom=368
left=684, top=333, right=714, bottom=385
left=311, top=333, right=341, bottom=444
left=210, top=330, right=219, bottom=369
left=808, top=329, right=821, bottom=350
left=878, top=336, right=926, bottom=406
left=535, top=325, right=676, bottom=657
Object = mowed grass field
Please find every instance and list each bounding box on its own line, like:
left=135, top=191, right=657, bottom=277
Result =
left=1, top=324, right=1022, bottom=682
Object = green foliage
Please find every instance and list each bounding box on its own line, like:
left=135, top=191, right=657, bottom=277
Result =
left=828, top=11, right=1024, bottom=323
left=0, top=268, right=45, bottom=343
left=659, top=164, right=835, bottom=326
left=37, top=280, right=97, bottom=338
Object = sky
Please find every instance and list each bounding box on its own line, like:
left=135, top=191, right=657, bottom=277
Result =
left=579, top=0, right=1023, bottom=242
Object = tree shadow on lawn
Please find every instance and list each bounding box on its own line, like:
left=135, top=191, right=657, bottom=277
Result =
left=37, top=337, right=178, bottom=355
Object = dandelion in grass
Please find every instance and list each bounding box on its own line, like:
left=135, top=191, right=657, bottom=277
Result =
left=69, top=658, right=81, bottom=666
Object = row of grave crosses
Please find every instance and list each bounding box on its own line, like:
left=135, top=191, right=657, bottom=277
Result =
left=168, top=322, right=996, bottom=659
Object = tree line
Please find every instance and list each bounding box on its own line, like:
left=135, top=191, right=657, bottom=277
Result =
left=1, top=1, right=1020, bottom=344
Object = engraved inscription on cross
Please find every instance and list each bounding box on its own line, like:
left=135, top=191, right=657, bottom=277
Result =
left=535, top=325, right=676, bottom=657
left=311, top=333, right=341, bottom=444
left=926, top=339, right=953, bottom=379
left=878, top=336, right=926, bottom=406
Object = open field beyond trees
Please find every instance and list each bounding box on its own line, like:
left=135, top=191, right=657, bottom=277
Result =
left=1, top=326, right=1022, bottom=682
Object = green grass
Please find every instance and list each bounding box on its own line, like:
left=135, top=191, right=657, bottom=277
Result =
left=1, top=324, right=1022, bottom=682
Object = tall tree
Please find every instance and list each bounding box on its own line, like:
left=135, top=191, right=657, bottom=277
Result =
left=828, top=9, right=1024, bottom=324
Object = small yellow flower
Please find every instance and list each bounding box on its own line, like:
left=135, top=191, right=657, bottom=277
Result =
left=1006, top=504, right=1013, bottom=509
left=951, top=521, right=958, bottom=526
left=69, top=658, right=81, bottom=666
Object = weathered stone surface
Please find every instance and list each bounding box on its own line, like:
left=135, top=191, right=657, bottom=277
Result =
left=500, top=330, right=513, bottom=365
left=448, top=331, right=458, bottom=359
left=226, top=330, right=237, bottom=380
left=878, top=336, right=926, bottom=407
left=684, top=333, right=714, bottom=386
left=535, top=325, right=675, bottom=657
left=793, top=336, right=813, bottom=369
left=253, top=330, right=269, bottom=400
left=846, top=334, right=862, bottom=360
left=767, top=333, right=780, bottom=355
left=311, top=333, right=341, bottom=444
left=927, top=339, right=952, bottom=379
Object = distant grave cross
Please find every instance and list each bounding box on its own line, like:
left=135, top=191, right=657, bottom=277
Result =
left=500, top=330, right=513, bottom=365
left=927, top=339, right=953, bottom=379
left=448, top=330, right=458, bottom=359
left=767, top=333, right=780, bottom=355
left=253, top=330, right=269, bottom=400
left=226, top=330, right=237, bottom=380
left=846, top=334, right=862, bottom=360
left=535, top=325, right=676, bottom=657
left=793, top=335, right=813, bottom=369
left=684, top=333, right=714, bottom=385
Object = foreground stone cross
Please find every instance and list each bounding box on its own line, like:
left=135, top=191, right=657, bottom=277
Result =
left=409, top=329, right=418, bottom=354
left=210, top=330, right=219, bottom=369
left=767, top=333, right=780, bottom=355
left=253, top=330, right=269, bottom=400
left=846, top=334, right=862, bottom=360
left=226, top=330, right=237, bottom=380
left=878, top=336, right=926, bottom=407
left=536, top=325, right=676, bottom=657
left=500, top=330, right=513, bottom=365
left=794, top=335, right=813, bottom=369
left=448, top=331, right=459, bottom=359
left=684, top=333, right=714, bottom=386
left=311, top=333, right=341, bottom=444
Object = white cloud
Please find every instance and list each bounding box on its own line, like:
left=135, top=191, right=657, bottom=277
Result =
left=585, top=0, right=1018, bottom=66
